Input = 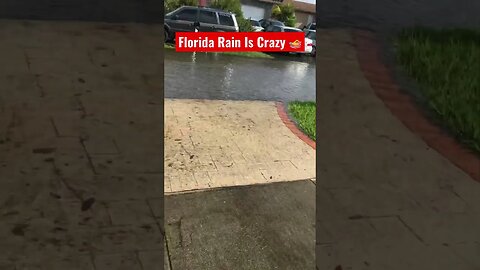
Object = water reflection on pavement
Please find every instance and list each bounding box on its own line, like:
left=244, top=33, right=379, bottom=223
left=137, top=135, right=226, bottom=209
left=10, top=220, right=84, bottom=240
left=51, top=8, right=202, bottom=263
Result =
left=165, top=50, right=315, bottom=101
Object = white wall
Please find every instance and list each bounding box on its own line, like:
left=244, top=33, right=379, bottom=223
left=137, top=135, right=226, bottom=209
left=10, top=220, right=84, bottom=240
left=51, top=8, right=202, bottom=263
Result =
left=241, top=4, right=266, bottom=20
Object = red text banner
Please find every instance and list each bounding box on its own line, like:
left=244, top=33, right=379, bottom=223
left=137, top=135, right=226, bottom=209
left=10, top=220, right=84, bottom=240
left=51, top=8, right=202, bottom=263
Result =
left=175, top=32, right=306, bottom=52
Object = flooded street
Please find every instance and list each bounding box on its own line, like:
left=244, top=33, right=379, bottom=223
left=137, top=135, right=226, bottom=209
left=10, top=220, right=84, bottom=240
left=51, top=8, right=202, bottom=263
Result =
left=165, top=50, right=315, bottom=101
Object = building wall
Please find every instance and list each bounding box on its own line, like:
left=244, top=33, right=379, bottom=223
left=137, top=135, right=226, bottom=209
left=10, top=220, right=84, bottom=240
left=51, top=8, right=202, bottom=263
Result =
left=317, top=0, right=480, bottom=30
left=240, top=0, right=274, bottom=19
left=0, top=0, right=163, bottom=23
left=295, top=11, right=314, bottom=28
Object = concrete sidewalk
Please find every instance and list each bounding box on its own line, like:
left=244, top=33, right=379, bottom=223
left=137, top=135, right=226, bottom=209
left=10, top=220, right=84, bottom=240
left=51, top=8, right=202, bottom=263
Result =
left=0, top=20, right=164, bottom=269
left=163, top=99, right=316, bottom=269
left=165, top=180, right=316, bottom=269
left=317, top=29, right=480, bottom=269
left=164, top=99, right=315, bottom=193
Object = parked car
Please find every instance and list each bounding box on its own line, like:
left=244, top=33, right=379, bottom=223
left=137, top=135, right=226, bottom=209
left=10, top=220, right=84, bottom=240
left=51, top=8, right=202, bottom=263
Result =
left=259, top=19, right=285, bottom=31
left=249, top=19, right=264, bottom=32
left=303, top=22, right=316, bottom=32
left=269, top=26, right=314, bottom=55
left=305, top=29, right=316, bottom=56
left=164, top=6, right=239, bottom=41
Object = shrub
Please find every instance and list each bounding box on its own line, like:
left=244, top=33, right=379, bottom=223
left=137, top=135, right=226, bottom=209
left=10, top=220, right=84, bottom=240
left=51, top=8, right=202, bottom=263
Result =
left=210, top=0, right=253, bottom=32
left=271, top=3, right=296, bottom=27
left=165, top=0, right=197, bottom=13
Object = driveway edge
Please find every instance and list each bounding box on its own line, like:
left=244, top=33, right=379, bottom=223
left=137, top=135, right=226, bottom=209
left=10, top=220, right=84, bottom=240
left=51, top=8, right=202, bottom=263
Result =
left=276, top=102, right=316, bottom=150
left=352, top=29, right=480, bottom=182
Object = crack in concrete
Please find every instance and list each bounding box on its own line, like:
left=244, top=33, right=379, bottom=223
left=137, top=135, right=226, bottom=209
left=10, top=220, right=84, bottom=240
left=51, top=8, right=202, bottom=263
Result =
left=79, top=137, right=98, bottom=175
left=396, top=215, right=425, bottom=244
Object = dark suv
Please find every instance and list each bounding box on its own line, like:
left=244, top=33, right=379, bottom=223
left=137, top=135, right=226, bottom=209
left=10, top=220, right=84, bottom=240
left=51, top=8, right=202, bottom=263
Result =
left=164, top=6, right=239, bottom=41
left=259, top=19, right=285, bottom=32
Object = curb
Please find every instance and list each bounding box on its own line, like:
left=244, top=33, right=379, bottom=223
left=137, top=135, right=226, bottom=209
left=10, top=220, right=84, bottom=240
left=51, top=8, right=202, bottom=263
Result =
left=275, top=102, right=316, bottom=150
left=352, top=29, right=480, bottom=182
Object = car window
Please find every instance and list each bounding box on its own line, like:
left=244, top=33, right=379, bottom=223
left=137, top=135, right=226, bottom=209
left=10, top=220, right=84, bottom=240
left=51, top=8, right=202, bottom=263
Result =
left=273, top=21, right=284, bottom=26
left=284, top=28, right=301, bottom=32
left=272, top=26, right=282, bottom=32
left=219, top=13, right=235, bottom=26
left=199, top=10, right=218, bottom=24
left=250, top=20, right=260, bottom=27
left=176, top=9, right=197, bottom=21
left=309, top=23, right=316, bottom=30
left=307, top=31, right=316, bottom=39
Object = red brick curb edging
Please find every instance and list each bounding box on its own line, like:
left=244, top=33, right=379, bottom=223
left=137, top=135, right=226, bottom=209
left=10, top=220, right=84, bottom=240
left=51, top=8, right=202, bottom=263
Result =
left=275, top=102, right=316, bottom=150
left=352, top=29, right=480, bottom=182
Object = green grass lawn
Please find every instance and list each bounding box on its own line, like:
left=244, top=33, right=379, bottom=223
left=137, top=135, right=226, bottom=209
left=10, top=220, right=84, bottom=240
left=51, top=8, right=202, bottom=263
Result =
left=395, top=28, right=480, bottom=153
left=163, top=43, right=272, bottom=59
left=288, top=101, right=316, bottom=141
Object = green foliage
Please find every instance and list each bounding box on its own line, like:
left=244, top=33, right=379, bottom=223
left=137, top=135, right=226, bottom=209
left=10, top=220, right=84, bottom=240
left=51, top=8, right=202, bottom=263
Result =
left=165, top=0, right=197, bottom=13
left=271, top=5, right=281, bottom=17
left=210, top=0, right=253, bottom=32
left=271, top=3, right=296, bottom=27
left=210, top=0, right=242, bottom=14
left=236, top=17, right=254, bottom=32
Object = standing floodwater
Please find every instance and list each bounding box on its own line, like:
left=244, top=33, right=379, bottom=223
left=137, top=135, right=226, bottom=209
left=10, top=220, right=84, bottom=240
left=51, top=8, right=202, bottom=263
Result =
left=165, top=50, right=315, bottom=101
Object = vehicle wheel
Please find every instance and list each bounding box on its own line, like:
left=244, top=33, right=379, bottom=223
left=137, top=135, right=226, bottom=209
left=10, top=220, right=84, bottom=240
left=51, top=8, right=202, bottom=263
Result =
left=164, top=29, right=169, bottom=42
left=311, top=46, right=316, bottom=57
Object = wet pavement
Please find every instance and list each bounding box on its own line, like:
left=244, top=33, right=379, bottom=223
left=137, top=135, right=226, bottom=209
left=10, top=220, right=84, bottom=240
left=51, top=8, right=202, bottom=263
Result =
left=165, top=180, right=315, bottom=269
left=316, top=29, right=480, bottom=270
left=317, top=0, right=480, bottom=31
left=165, top=50, right=315, bottom=102
left=0, top=21, right=164, bottom=269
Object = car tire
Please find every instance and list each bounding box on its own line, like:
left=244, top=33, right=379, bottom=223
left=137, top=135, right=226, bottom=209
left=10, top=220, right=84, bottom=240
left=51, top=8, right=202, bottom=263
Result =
left=164, top=29, right=169, bottom=42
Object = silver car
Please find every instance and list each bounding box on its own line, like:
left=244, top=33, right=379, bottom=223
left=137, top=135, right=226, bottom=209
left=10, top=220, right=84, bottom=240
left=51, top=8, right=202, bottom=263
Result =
left=305, top=29, right=316, bottom=56
left=249, top=19, right=264, bottom=32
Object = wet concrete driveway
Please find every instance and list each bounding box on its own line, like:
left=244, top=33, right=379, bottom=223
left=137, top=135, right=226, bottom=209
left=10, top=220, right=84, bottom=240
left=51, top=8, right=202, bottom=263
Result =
left=165, top=180, right=315, bottom=269
left=165, top=50, right=315, bottom=101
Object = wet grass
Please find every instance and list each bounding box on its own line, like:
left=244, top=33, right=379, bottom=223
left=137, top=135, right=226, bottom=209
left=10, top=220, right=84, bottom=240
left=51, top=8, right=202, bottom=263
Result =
left=288, top=101, right=316, bottom=141
left=395, top=28, right=480, bottom=153
left=218, top=51, right=273, bottom=59
left=163, top=43, right=272, bottom=58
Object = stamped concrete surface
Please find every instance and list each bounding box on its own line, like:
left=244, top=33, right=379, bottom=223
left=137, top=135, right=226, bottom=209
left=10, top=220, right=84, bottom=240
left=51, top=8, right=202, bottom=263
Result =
left=164, top=99, right=315, bottom=193
left=165, top=180, right=315, bottom=270
left=317, top=29, right=480, bottom=269
left=0, top=21, right=164, bottom=269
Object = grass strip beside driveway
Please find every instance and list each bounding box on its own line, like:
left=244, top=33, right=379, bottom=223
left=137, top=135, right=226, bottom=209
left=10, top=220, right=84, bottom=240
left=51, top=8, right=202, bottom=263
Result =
left=288, top=101, right=316, bottom=141
left=395, top=28, right=480, bottom=153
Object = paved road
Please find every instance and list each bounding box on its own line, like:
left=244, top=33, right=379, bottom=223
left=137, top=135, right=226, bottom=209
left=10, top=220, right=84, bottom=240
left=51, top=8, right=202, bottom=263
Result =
left=165, top=50, right=315, bottom=102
